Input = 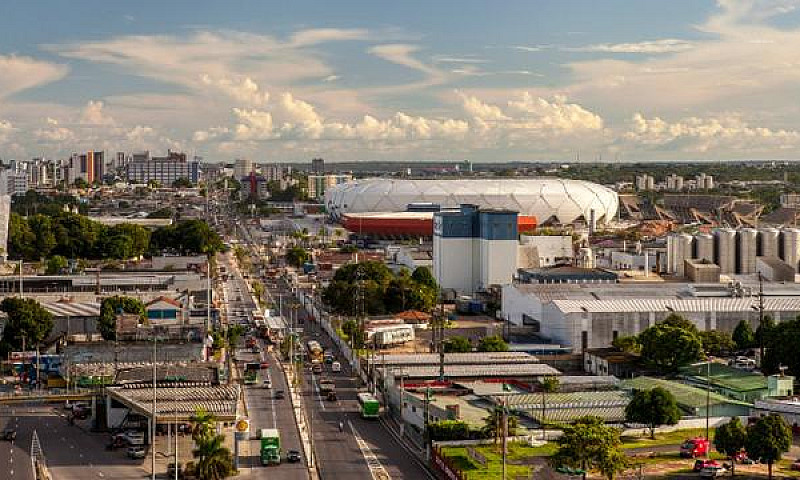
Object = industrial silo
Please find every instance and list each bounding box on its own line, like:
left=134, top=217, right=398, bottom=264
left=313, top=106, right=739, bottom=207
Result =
left=694, top=233, right=714, bottom=263
left=781, top=228, right=800, bottom=272
left=714, top=228, right=737, bottom=274
left=737, top=228, right=757, bottom=274
left=674, top=233, right=694, bottom=277
left=758, top=227, right=780, bottom=258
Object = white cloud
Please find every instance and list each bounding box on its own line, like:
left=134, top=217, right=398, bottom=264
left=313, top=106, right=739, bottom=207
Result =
left=200, top=74, right=270, bottom=106
left=0, top=119, right=14, bottom=144
left=288, top=28, right=369, bottom=47
left=368, top=44, right=448, bottom=88
left=565, top=39, right=694, bottom=54
left=322, top=75, right=340, bottom=82
left=432, top=55, right=487, bottom=64
left=0, top=55, right=68, bottom=99
left=623, top=112, right=800, bottom=152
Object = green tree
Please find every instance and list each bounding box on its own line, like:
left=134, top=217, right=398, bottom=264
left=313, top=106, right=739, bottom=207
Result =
left=477, top=335, right=508, bottom=352
left=285, top=246, right=310, bottom=268
left=745, top=414, right=792, bottom=480
left=8, top=213, right=36, bottom=260
left=341, top=320, right=365, bottom=349
left=191, top=409, right=234, bottom=480
left=762, top=318, right=800, bottom=376
left=427, top=420, right=472, bottom=441
left=611, top=335, right=641, bottom=354
left=756, top=314, right=776, bottom=351
left=73, top=178, right=89, bottom=189
left=661, top=312, right=698, bottom=333
left=443, top=336, right=472, bottom=353
left=45, top=255, right=68, bottom=274
left=147, top=207, right=174, bottom=219
left=714, top=417, right=747, bottom=478
left=698, top=330, right=735, bottom=356
left=411, top=266, right=438, bottom=288
left=99, top=296, right=146, bottom=340
left=0, top=298, right=54, bottom=355
left=732, top=319, right=755, bottom=351
left=550, top=416, right=627, bottom=480
left=624, top=388, right=681, bottom=439
left=172, top=177, right=193, bottom=188
left=639, top=321, right=703, bottom=373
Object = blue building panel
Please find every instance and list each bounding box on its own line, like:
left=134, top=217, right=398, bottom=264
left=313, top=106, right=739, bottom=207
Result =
left=478, top=211, right=518, bottom=240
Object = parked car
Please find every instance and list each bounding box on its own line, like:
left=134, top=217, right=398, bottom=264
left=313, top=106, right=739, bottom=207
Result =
left=286, top=450, right=302, bottom=463
left=274, top=390, right=285, bottom=400
left=2, top=429, right=16, bottom=441
left=127, top=446, right=146, bottom=459
left=263, top=378, right=272, bottom=389
left=700, top=464, right=727, bottom=478
left=693, top=460, right=720, bottom=472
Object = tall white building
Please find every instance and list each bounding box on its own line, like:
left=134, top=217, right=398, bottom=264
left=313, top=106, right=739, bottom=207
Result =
left=234, top=158, right=253, bottom=180
left=666, top=174, right=684, bottom=191
left=433, top=205, right=518, bottom=294
left=635, top=174, right=655, bottom=191
left=308, top=174, right=353, bottom=200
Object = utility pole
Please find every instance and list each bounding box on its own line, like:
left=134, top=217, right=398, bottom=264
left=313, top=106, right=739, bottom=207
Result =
left=758, top=272, right=765, bottom=366
left=705, top=357, right=711, bottom=448
left=151, top=330, right=157, bottom=480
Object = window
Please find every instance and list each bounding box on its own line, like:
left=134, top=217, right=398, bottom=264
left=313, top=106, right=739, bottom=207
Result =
left=581, top=331, right=588, bottom=351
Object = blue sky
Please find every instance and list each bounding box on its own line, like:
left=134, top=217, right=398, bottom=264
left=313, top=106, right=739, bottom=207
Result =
left=1, top=0, right=800, bottom=162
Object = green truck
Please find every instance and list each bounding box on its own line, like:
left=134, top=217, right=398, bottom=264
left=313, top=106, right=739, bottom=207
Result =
left=260, top=428, right=281, bottom=465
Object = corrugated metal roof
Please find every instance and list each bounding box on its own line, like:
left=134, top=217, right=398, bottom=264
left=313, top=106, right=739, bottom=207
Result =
left=107, top=384, right=239, bottom=419
left=399, top=363, right=559, bottom=378
left=367, top=352, right=539, bottom=367
left=43, top=301, right=101, bottom=317
left=551, top=297, right=800, bottom=314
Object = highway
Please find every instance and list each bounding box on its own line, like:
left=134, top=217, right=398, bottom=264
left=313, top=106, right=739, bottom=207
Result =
left=223, top=250, right=308, bottom=479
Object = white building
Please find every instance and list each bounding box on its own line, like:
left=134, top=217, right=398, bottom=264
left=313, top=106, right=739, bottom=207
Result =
left=502, top=282, right=800, bottom=352
left=234, top=158, right=253, bottom=180
left=0, top=169, right=28, bottom=196
left=308, top=174, right=353, bottom=200
left=433, top=205, right=518, bottom=294
left=518, top=235, right=573, bottom=268
left=666, top=174, right=684, bottom=191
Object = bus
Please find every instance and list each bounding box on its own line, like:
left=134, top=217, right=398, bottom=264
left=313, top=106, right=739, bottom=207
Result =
left=306, top=340, right=323, bottom=363
left=244, top=362, right=261, bottom=385
left=357, top=392, right=380, bottom=419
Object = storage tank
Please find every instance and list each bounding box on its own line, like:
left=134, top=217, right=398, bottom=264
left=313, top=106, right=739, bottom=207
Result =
left=673, top=233, right=694, bottom=277
left=781, top=228, right=800, bottom=272
left=758, top=227, right=780, bottom=258
left=737, top=228, right=758, bottom=274
left=694, top=233, right=714, bottom=263
left=714, top=228, right=737, bottom=274
left=666, top=234, right=677, bottom=273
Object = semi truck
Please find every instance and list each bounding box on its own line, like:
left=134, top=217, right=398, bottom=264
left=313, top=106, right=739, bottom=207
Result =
left=260, top=428, right=281, bottom=465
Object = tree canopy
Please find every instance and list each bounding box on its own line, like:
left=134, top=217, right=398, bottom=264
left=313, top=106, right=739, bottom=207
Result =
left=443, top=336, right=472, bottom=353
left=0, top=298, right=54, bottom=355
left=745, top=414, right=792, bottom=480
left=698, top=330, right=735, bottom=357
left=762, top=317, right=800, bottom=376
left=714, top=417, right=747, bottom=477
left=323, top=261, right=438, bottom=315
left=149, top=219, right=224, bottom=256
left=477, top=335, right=509, bottom=352
left=285, top=246, right=310, bottom=268
left=550, top=416, right=627, bottom=480
left=732, top=319, right=755, bottom=351
left=638, top=316, right=703, bottom=373
left=624, top=387, right=681, bottom=439
left=99, top=296, right=146, bottom=340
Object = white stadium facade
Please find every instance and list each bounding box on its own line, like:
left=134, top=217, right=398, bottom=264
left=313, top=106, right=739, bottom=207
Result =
left=324, top=178, right=619, bottom=226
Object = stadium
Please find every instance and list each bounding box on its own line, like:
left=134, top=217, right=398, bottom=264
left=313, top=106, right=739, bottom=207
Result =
left=325, top=178, right=618, bottom=235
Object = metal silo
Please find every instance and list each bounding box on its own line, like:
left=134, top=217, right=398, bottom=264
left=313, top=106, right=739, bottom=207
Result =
left=714, top=228, right=737, bottom=274
left=781, top=228, right=800, bottom=272
left=674, top=233, right=694, bottom=277
left=694, top=233, right=714, bottom=263
left=737, top=228, right=757, bottom=274
left=758, top=227, right=780, bottom=258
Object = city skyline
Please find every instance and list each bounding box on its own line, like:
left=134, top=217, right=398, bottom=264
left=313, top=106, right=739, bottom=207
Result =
left=2, top=0, right=800, bottom=162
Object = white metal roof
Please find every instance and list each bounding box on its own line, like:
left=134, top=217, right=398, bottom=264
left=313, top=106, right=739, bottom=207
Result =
left=368, top=352, right=539, bottom=367
left=551, top=297, right=800, bottom=314
left=398, top=363, right=560, bottom=379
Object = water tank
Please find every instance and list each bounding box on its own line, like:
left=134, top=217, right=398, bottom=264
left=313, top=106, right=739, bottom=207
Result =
left=694, top=233, right=714, bottom=262
left=782, top=228, right=800, bottom=272
left=737, top=228, right=757, bottom=274
left=758, top=227, right=780, bottom=258
left=666, top=234, right=677, bottom=273
left=578, top=247, right=594, bottom=269
left=714, top=228, right=737, bottom=274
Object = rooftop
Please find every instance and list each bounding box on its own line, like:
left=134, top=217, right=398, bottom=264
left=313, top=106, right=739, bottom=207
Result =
left=622, top=376, right=751, bottom=409
left=395, top=363, right=560, bottom=379
left=367, top=352, right=540, bottom=367
left=107, top=384, right=239, bottom=422
left=498, top=391, right=629, bottom=423
left=680, top=362, right=768, bottom=393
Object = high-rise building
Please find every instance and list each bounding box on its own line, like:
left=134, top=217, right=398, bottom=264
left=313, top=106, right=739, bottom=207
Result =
left=433, top=205, right=518, bottom=294
left=666, top=174, right=684, bottom=191
left=635, top=174, right=655, bottom=191
left=695, top=173, right=714, bottom=190
left=0, top=169, right=28, bottom=196
left=311, top=157, right=325, bottom=174
left=307, top=174, right=352, bottom=200
left=126, top=150, right=200, bottom=185
left=234, top=158, right=253, bottom=180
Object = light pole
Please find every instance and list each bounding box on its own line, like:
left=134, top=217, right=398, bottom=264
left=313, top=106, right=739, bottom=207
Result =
left=151, top=328, right=157, bottom=480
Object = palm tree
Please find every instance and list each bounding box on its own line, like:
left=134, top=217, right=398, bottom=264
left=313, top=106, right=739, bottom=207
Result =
left=482, top=405, right=518, bottom=444
left=191, top=407, right=216, bottom=445
left=193, top=433, right=234, bottom=480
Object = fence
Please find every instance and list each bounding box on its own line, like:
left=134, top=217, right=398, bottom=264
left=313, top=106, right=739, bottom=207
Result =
left=31, top=430, right=51, bottom=480
left=431, top=446, right=467, bottom=480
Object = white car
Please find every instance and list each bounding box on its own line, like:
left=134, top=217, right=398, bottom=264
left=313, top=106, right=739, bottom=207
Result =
left=331, top=361, right=342, bottom=373
left=263, top=378, right=272, bottom=389
left=700, top=465, right=728, bottom=478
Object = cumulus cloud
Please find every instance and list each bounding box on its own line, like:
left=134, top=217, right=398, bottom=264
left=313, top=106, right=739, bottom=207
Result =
left=565, top=39, right=694, bottom=54
left=80, top=100, right=116, bottom=126
left=623, top=112, right=800, bottom=152
left=200, top=74, right=270, bottom=106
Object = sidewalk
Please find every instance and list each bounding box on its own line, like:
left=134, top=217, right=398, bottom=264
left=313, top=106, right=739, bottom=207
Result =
left=282, top=363, right=319, bottom=480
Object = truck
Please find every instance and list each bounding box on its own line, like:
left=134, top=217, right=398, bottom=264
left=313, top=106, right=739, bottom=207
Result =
left=260, top=428, right=281, bottom=465
left=680, top=437, right=710, bottom=458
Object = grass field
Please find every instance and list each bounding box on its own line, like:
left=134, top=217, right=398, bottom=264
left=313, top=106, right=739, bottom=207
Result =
left=440, top=442, right=541, bottom=480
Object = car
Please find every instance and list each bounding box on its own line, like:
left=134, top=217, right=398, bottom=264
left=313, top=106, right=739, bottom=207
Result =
left=263, top=378, right=272, bottom=389
left=274, top=390, right=285, bottom=399
left=693, top=460, right=720, bottom=472
left=127, top=446, right=146, bottom=459
left=286, top=450, right=302, bottom=463
left=326, top=391, right=338, bottom=401
left=700, top=464, right=727, bottom=478
left=2, top=429, right=16, bottom=441
left=792, top=460, right=800, bottom=471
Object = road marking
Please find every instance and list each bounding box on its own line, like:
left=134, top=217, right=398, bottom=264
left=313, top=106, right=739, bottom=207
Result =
left=349, top=420, right=391, bottom=480
left=311, top=377, right=326, bottom=411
